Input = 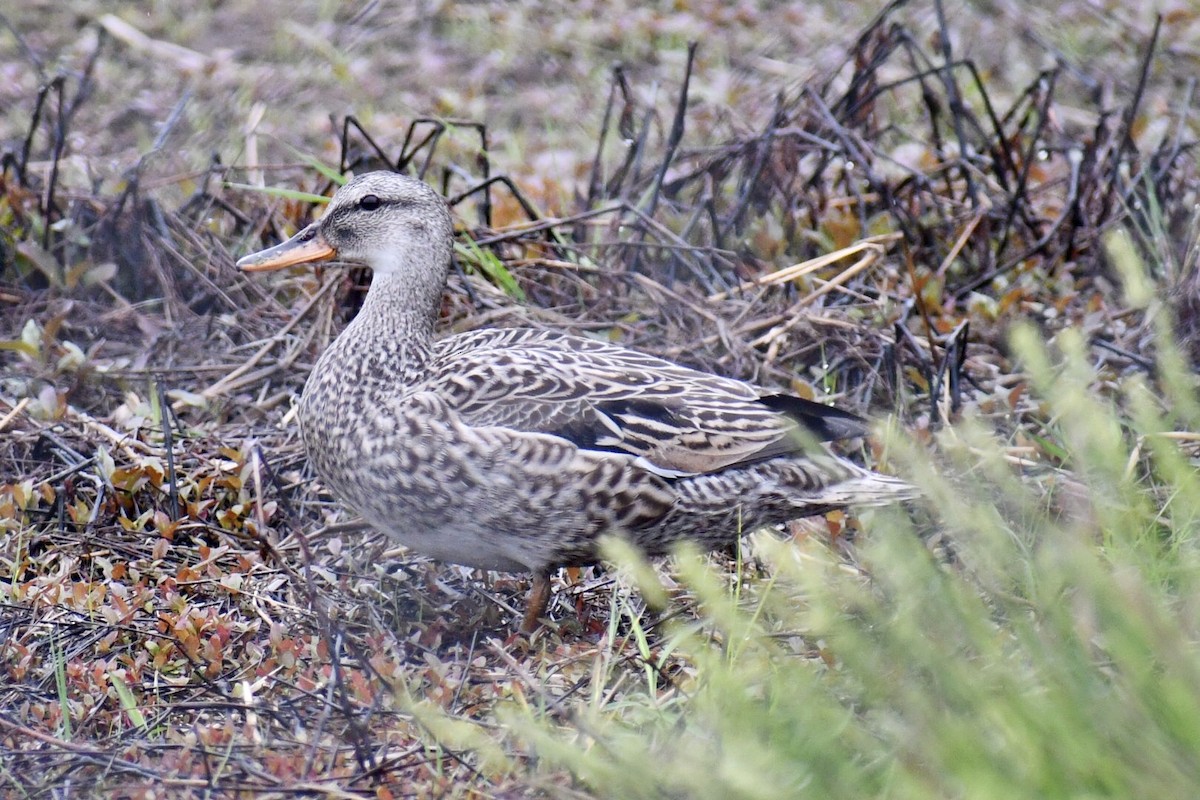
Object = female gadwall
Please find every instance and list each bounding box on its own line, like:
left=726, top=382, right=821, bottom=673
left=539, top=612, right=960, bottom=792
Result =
left=238, top=171, right=914, bottom=631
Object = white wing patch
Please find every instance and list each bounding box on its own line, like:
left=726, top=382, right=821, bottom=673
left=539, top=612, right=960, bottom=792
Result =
left=631, top=455, right=696, bottom=479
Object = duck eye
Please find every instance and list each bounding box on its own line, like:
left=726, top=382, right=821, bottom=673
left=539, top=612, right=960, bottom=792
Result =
left=358, top=194, right=382, bottom=211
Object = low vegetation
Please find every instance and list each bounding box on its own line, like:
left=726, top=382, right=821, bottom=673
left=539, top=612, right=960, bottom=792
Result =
left=4, top=2, right=1200, bottom=797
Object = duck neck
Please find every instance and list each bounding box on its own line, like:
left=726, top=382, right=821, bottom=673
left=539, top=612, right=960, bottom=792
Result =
left=336, top=269, right=441, bottom=383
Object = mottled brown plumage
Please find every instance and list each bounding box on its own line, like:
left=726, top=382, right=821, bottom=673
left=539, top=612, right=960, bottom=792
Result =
left=238, top=171, right=915, bottom=630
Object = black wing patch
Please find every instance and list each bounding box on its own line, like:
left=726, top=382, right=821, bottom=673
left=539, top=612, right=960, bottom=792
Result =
left=547, top=398, right=682, bottom=452
left=545, top=393, right=867, bottom=481
left=756, top=394, right=869, bottom=441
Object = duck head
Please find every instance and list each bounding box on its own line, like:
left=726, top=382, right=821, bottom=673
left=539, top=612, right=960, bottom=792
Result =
left=237, top=171, right=454, bottom=278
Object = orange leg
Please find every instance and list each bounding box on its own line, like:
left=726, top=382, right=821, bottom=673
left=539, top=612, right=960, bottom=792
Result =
left=520, top=569, right=553, bottom=633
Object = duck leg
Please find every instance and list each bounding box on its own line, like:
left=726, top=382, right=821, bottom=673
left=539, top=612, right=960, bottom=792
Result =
left=520, top=569, right=553, bottom=633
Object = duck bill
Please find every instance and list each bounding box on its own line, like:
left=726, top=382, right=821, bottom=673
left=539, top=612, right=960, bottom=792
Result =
left=237, top=224, right=336, bottom=272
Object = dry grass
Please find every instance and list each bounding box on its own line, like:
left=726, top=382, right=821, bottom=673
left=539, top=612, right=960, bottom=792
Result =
left=4, top=1, right=1200, bottom=796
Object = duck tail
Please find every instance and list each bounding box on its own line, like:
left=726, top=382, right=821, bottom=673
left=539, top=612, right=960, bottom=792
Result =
left=810, top=469, right=920, bottom=509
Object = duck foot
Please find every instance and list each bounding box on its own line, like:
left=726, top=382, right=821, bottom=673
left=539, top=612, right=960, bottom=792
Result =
left=520, top=569, right=553, bottom=633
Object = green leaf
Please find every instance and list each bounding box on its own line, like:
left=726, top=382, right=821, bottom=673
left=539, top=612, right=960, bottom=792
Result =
left=281, top=145, right=349, bottom=185
left=454, top=238, right=525, bottom=302
left=223, top=182, right=331, bottom=204
left=110, top=672, right=149, bottom=733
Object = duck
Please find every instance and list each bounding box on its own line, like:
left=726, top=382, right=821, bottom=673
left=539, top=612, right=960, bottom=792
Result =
left=237, top=171, right=915, bottom=632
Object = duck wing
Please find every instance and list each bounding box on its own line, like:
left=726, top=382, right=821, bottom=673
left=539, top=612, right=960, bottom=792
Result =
left=430, top=329, right=868, bottom=478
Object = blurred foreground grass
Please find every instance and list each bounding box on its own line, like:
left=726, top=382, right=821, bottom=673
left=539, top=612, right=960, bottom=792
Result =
left=492, top=235, right=1200, bottom=798
left=7, top=4, right=1200, bottom=794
